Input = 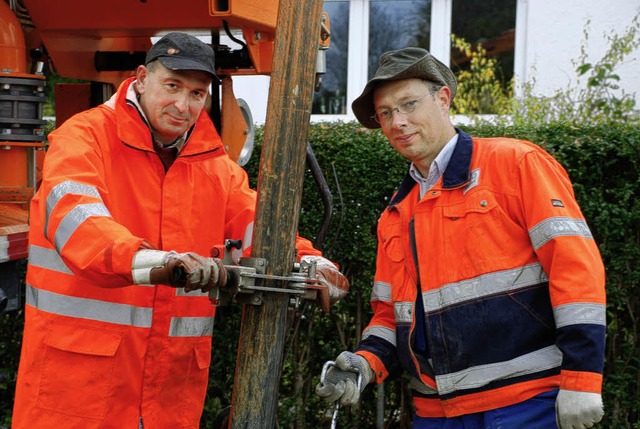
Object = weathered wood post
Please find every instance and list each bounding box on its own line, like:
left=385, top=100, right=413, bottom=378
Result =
left=229, top=0, right=324, bottom=427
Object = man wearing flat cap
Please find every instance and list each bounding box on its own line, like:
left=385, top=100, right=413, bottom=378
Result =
left=316, top=47, right=606, bottom=429
left=12, top=32, right=349, bottom=428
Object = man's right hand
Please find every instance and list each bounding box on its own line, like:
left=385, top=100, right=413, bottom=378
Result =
left=132, top=249, right=227, bottom=292
left=315, top=351, right=373, bottom=406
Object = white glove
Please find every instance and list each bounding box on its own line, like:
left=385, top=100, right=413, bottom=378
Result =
left=315, top=351, right=373, bottom=406
left=301, top=255, right=349, bottom=312
left=556, top=389, right=604, bottom=429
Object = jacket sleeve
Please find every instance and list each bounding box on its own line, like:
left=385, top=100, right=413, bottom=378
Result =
left=519, top=148, right=606, bottom=393
left=39, top=116, right=144, bottom=286
left=355, top=218, right=401, bottom=383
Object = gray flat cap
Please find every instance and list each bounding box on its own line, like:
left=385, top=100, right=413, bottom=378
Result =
left=352, top=47, right=457, bottom=129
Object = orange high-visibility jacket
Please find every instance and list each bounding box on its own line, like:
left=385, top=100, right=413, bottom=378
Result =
left=356, top=130, right=606, bottom=418
left=12, top=78, right=320, bottom=429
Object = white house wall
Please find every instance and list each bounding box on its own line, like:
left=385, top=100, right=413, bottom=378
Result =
left=514, top=0, right=640, bottom=104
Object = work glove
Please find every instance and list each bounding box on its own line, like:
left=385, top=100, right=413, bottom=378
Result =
left=132, top=249, right=227, bottom=293
left=301, top=255, right=349, bottom=312
left=556, top=389, right=604, bottom=429
left=315, top=351, right=373, bottom=406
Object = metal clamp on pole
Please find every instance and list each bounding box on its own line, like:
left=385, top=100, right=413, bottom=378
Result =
left=208, top=239, right=320, bottom=307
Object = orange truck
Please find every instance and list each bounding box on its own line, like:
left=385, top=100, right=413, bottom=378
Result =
left=0, top=0, right=329, bottom=312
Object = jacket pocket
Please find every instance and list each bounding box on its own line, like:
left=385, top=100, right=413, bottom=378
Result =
left=441, top=190, right=510, bottom=275
left=37, top=323, right=122, bottom=419
left=180, top=340, right=212, bottom=427
left=381, top=222, right=405, bottom=263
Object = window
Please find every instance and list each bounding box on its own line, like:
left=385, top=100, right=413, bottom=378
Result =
left=368, top=0, right=432, bottom=79
left=450, top=0, right=516, bottom=83
left=312, top=0, right=350, bottom=114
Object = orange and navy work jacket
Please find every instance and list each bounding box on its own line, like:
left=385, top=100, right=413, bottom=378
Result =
left=12, top=78, right=320, bottom=429
left=356, top=130, right=606, bottom=418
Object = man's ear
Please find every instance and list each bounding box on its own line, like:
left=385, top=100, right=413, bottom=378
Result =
left=437, top=86, right=453, bottom=111
left=135, top=65, right=149, bottom=94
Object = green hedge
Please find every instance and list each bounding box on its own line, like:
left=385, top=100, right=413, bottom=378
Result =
left=1, top=121, right=638, bottom=428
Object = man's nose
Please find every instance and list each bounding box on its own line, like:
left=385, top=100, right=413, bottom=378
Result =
left=389, top=108, right=408, bottom=127
left=174, top=92, right=190, bottom=112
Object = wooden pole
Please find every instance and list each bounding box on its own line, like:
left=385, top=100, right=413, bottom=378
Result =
left=229, top=0, right=324, bottom=427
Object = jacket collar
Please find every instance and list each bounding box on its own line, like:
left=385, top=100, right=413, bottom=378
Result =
left=388, top=128, right=473, bottom=208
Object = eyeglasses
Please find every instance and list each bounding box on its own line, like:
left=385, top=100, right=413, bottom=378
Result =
left=371, top=95, right=426, bottom=124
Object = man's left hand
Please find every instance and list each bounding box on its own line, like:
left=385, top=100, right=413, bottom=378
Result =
left=556, top=389, right=604, bottom=429
left=301, top=255, right=349, bottom=312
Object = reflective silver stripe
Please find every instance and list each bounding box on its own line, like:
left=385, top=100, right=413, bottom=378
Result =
left=169, top=316, right=214, bottom=337
left=176, top=288, right=209, bottom=297
left=435, top=345, right=562, bottom=395
left=529, top=217, right=593, bottom=250
left=371, top=281, right=391, bottom=302
left=26, top=284, right=152, bottom=327
left=462, top=168, right=480, bottom=195
left=362, top=324, right=396, bottom=346
left=554, top=303, right=606, bottom=328
left=423, top=263, right=548, bottom=313
left=394, top=301, right=414, bottom=324
left=0, top=236, right=9, bottom=263
left=54, top=203, right=112, bottom=251
left=45, top=181, right=101, bottom=235
left=28, top=245, right=73, bottom=274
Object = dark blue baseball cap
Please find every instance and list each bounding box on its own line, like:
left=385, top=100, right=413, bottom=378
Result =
left=146, top=32, right=221, bottom=83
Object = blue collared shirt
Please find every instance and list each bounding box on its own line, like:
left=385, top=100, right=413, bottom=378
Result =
left=409, top=133, right=459, bottom=199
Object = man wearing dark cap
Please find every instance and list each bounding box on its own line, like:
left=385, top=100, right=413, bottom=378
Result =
left=316, top=47, right=606, bottom=429
left=12, top=32, right=348, bottom=428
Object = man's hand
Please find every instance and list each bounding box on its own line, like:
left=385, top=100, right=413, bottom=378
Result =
left=556, top=389, right=604, bottom=429
left=301, top=255, right=349, bottom=312
left=132, top=249, right=227, bottom=292
left=315, top=351, right=373, bottom=406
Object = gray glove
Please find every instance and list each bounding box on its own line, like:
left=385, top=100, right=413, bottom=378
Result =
left=132, top=249, right=227, bottom=292
left=315, top=351, right=373, bottom=406
left=556, top=389, right=604, bottom=429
